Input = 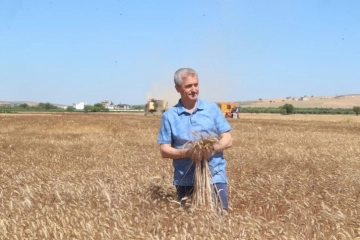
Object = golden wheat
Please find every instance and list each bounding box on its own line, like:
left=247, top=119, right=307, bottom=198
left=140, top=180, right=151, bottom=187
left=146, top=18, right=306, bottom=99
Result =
left=1, top=113, right=360, bottom=239
left=183, top=134, right=219, bottom=211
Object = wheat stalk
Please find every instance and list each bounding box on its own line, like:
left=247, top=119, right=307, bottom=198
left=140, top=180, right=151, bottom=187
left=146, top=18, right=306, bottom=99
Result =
left=183, top=134, right=221, bottom=211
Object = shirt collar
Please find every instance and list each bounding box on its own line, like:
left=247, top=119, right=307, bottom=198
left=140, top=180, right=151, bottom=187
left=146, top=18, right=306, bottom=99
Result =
left=175, top=98, right=204, bottom=115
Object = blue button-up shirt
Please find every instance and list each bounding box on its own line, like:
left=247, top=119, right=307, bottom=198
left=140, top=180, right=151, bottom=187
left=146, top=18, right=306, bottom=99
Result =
left=157, top=98, right=232, bottom=186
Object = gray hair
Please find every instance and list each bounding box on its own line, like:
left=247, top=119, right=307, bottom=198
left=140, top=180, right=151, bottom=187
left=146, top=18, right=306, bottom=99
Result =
left=174, top=68, right=198, bottom=86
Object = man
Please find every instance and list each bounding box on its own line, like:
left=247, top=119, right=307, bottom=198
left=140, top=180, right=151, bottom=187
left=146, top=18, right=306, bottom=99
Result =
left=231, top=106, right=239, bottom=118
left=157, top=67, right=233, bottom=210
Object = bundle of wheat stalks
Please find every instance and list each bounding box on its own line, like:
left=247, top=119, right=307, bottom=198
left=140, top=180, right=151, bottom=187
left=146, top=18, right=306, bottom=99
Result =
left=183, top=134, right=221, bottom=211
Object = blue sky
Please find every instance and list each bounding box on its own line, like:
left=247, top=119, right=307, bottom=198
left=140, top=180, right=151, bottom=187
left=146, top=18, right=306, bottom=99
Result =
left=1, top=0, right=359, bottom=106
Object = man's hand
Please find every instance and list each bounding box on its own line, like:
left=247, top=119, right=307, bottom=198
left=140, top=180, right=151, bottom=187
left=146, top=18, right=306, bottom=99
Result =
left=202, top=146, right=214, bottom=161
left=186, top=146, right=214, bottom=162
left=186, top=147, right=202, bottom=162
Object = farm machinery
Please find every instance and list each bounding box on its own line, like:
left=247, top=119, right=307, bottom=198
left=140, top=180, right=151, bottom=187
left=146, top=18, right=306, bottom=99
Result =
left=216, top=102, right=239, bottom=118
left=144, top=99, right=168, bottom=116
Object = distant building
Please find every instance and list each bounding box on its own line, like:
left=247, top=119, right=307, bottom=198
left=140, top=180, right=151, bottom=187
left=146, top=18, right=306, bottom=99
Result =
left=73, top=102, right=86, bottom=110
left=101, top=100, right=114, bottom=110
left=116, top=104, right=131, bottom=110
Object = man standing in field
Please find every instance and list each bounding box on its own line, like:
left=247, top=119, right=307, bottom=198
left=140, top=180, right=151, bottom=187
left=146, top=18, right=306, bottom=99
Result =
left=157, top=67, right=233, bottom=210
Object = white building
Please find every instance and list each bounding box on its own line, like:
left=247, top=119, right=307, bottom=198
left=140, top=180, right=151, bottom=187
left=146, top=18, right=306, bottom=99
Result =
left=101, top=100, right=114, bottom=110
left=73, top=102, right=86, bottom=110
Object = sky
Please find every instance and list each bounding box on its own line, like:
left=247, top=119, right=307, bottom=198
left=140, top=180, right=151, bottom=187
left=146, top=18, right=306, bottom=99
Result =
left=1, top=0, right=359, bottom=107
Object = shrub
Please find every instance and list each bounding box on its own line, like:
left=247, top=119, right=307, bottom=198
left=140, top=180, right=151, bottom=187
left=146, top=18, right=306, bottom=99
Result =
left=66, top=106, right=75, bottom=112
left=353, top=106, right=360, bottom=116
left=281, top=104, right=295, bottom=114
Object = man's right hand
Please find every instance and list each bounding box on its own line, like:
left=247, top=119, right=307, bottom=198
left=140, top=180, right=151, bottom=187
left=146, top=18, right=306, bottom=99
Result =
left=186, top=147, right=202, bottom=162
left=186, top=147, right=214, bottom=162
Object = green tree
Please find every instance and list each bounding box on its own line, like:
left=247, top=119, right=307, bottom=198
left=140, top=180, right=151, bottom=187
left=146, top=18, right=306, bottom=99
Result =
left=83, top=103, right=109, bottom=112
left=281, top=104, right=295, bottom=114
left=38, top=102, right=58, bottom=110
left=19, top=103, right=29, bottom=109
left=84, top=105, right=92, bottom=112
left=353, top=106, right=360, bottom=116
left=132, top=105, right=144, bottom=110
left=66, top=106, right=75, bottom=112
left=94, top=103, right=104, bottom=108
left=93, top=103, right=108, bottom=112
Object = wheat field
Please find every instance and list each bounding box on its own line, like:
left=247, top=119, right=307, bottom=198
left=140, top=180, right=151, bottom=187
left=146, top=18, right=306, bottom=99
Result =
left=1, top=113, right=360, bottom=239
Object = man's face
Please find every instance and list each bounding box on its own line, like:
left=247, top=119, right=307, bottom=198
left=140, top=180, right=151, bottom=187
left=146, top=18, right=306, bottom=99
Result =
left=175, top=74, right=199, bottom=102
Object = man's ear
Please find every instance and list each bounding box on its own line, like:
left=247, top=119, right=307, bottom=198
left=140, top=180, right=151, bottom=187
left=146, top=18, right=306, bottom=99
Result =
left=175, top=85, right=180, bottom=93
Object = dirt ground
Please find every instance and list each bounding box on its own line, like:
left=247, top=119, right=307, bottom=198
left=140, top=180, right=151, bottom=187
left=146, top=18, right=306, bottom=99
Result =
left=239, top=95, right=360, bottom=108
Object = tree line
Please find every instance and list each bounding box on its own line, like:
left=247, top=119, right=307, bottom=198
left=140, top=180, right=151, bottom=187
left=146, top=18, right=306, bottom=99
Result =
left=1, top=102, right=359, bottom=116
left=0, top=102, right=143, bottom=113
left=239, top=104, right=360, bottom=115
left=0, top=103, right=64, bottom=113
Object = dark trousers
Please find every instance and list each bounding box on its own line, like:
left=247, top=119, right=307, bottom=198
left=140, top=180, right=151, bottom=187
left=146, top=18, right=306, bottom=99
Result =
left=176, top=183, right=229, bottom=209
